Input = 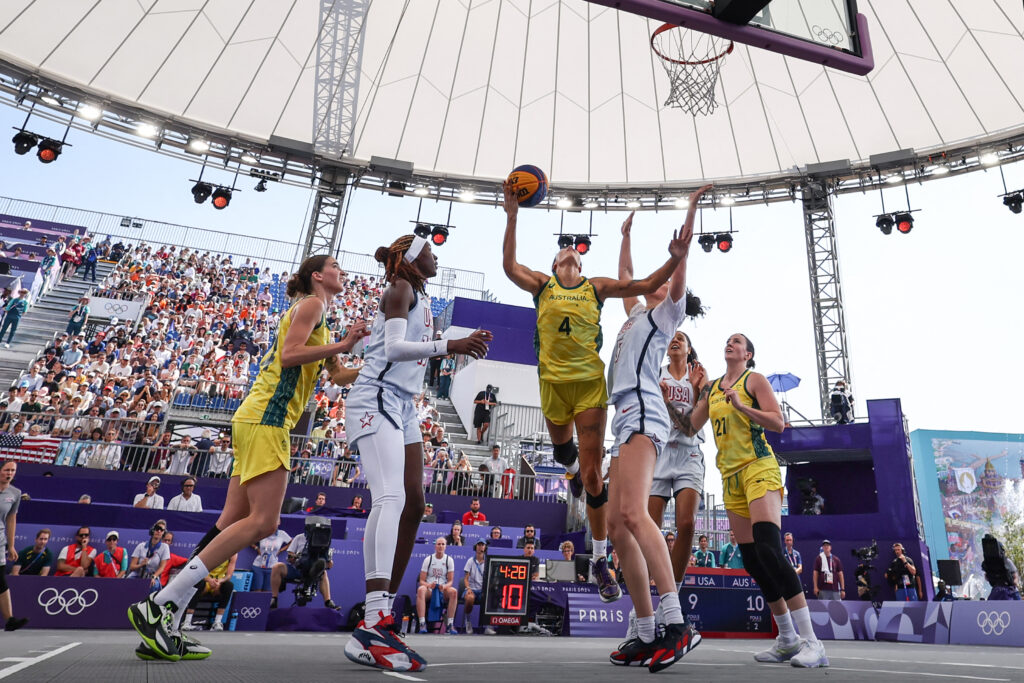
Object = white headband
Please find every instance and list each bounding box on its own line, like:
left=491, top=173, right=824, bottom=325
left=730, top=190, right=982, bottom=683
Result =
left=404, top=236, right=428, bottom=263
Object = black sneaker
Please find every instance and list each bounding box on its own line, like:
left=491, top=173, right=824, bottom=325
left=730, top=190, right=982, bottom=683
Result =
left=127, top=597, right=179, bottom=662
left=135, top=634, right=211, bottom=661
left=269, top=597, right=278, bottom=609
left=609, top=637, right=660, bottom=666
left=648, top=622, right=702, bottom=673
left=4, top=617, right=28, bottom=632
left=324, top=599, right=340, bottom=610
left=591, top=557, right=622, bottom=603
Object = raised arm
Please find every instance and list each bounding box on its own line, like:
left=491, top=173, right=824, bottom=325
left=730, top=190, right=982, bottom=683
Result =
left=501, top=181, right=550, bottom=294
left=592, top=232, right=683, bottom=300
left=667, top=185, right=712, bottom=304
left=617, top=212, right=639, bottom=314
left=280, top=298, right=369, bottom=368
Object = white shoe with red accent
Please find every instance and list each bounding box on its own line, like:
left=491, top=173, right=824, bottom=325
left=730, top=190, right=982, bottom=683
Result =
left=344, top=613, right=428, bottom=672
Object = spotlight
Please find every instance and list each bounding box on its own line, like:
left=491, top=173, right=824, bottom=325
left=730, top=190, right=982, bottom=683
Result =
left=11, top=131, right=38, bottom=155
left=1003, top=192, right=1023, bottom=215
left=556, top=197, right=572, bottom=209
left=716, top=233, right=733, bottom=253
left=387, top=180, right=407, bottom=197
left=557, top=234, right=574, bottom=250
left=413, top=186, right=429, bottom=196
left=211, top=187, right=232, bottom=210
left=414, top=223, right=432, bottom=239
left=626, top=200, right=641, bottom=209
left=187, top=138, right=210, bottom=153
left=191, top=182, right=213, bottom=204
left=698, top=233, right=716, bottom=253
left=894, top=212, right=913, bottom=234
left=430, top=226, right=449, bottom=246
left=240, top=152, right=259, bottom=164
left=78, top=104, right=103, bottom=121
left=36, top=138, right=62, bottom=163
left=574, top=235, right=591, bottom=255
left=875, top=213, right=894, bottom=235
left=254, top=179, right=268, bottom=193
left=583, top=200, right=599, bottom=209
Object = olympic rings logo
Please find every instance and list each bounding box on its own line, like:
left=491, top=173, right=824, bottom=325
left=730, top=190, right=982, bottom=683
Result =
left=36, top=587, right=99, bottom=616
left=102, top=302, right=130, bottom=315
left=976, top=610, right=1011, bottom=636
left=238, top=607, right=262, bottom=619
left=812, top=25, right=845, bottom=46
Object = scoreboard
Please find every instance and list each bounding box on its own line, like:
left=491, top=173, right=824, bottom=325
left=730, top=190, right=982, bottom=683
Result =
left=482, top=557, right=533, bottom=627
left=679, top=568, right=775, bottom=637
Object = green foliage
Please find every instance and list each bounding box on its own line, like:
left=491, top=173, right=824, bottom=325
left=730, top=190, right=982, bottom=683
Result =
left=999, top=510, right=1024, bottom=579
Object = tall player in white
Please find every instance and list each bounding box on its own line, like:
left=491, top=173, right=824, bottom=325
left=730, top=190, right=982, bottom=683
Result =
left=343, top=234, right=490, bottom=673
left=606, top=184, right=711, bottom=673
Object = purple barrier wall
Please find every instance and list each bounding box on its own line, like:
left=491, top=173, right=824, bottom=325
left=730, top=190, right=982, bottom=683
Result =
left=0, top=215, right=86, bottom=236
left=785, top=460, right=878, bottom=515
left=948, top=601, right=1024, bottom=647
left=449, top=297, right=538, bottom=366
left=807, top=600, right=878, bottom=640
left=875, top=601, right=952, bottom=644
left=8, top=575, right=150, bottom=629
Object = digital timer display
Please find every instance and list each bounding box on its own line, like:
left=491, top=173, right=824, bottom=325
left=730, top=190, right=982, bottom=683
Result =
left=483, top=557, right=533, bottom=620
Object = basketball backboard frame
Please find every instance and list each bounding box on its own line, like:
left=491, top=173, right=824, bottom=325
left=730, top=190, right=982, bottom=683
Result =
left=588, top=0, right=874, bottom=76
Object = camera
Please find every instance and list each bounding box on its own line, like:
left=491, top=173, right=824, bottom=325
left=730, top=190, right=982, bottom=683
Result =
left=293, top=516, right=333, bottom=607
left=796, top=477, right=824, bottom=516
left=851, top=540, right=879, bottom=603
left=981, top=534, right=1013, bottom=588
left=852, top=541, right=878, bottom=562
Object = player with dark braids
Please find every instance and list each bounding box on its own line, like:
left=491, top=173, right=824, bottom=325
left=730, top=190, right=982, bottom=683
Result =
left=345, top=234, right=490, bottom=673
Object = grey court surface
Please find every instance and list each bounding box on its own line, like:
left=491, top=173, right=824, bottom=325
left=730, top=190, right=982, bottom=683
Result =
left=0, top=631, right=1022, bottom=683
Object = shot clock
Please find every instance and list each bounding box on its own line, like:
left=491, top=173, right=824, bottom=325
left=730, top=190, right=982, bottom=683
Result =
left=482, top=557, right=533, bottom=627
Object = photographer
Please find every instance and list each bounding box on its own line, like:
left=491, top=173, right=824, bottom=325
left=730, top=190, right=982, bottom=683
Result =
left=473, top=384, right=498, bottom=445
left=268, top=528, right=339, bottom=610
left=884, top=543, right=918, bottom=601
left=798, top=479, right=825, bottom=516
left=981, top=533, right=1021, bottom=601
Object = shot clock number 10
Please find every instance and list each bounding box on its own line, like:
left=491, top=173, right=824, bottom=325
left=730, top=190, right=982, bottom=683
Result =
left=482, top=557, right=533, bottom=627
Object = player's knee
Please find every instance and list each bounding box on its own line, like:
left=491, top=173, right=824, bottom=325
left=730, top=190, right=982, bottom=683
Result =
left=551, top=439, right=578, bottom=467
left=752, top=522, right=802, bottom=599
left=581, top=468, right=603, bottom=496
left=585, top=482, right=608, bottom=510
left=676, top=518, right=695, bottom=543
left=618, top=501, right=649, bottom=535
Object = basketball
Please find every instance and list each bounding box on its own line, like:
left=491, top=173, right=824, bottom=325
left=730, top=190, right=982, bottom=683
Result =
left=507, top=165, right=548, bottom=207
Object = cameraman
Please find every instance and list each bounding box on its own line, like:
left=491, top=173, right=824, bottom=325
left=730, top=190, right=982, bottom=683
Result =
left=269, top=529, right=339, bottom=610
left=884, top=543, right=918, bottom=601
left=982, top=533, right=1021, bottom=601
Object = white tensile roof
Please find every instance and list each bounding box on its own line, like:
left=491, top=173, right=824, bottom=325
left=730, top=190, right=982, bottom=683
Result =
left=1, top=0, right=1022, bottom=186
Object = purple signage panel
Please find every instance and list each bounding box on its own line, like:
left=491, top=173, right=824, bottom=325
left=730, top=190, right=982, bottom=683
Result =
left=567, top=591, right=634, bottom=637
left=8, top=575, right=150, bottom=629
left=807, top=600, right=878, bottom=641
left=230, top=591, right=272, bottom=632
left=948, top=601, right=1024, bottom=647
left=875, top=601, right=951, bottom=644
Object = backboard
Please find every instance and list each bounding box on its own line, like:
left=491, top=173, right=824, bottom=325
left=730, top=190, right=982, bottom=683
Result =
left=588, top=0, right=873, bottom=75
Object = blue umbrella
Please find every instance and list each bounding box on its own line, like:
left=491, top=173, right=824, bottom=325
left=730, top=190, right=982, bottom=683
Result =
left=767, top=372, right=801, bottom=393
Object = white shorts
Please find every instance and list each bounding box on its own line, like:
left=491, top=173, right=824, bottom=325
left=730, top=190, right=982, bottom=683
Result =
left=650, top=444, right=705, bottom=499
left=346, top=381, right=422, bottom=448
left=608, top=391, right=670, bottom=460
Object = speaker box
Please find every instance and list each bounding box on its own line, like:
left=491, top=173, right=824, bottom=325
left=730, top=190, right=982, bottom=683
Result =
left=937, top=559, right=962, bottom=585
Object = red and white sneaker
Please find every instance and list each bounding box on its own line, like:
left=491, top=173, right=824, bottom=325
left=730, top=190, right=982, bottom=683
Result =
left=344, top=613, right=428, bottom=672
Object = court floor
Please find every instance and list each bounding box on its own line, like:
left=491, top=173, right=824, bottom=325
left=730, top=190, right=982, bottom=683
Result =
left=0, top=631, right=1021, bottom=682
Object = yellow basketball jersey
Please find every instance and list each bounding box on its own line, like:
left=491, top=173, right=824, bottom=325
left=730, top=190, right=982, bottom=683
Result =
left=233, top=296, right=330, bottom=429
left=533, top=275, right=604, bottom=383
left=708, top=369, right=776, bottom=477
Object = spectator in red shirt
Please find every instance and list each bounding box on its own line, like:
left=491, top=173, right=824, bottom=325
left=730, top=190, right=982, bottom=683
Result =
left=461, top=498, right=487, bottom=527
left=158, top=531, right=189, bottom=588
left=94, top=530, right=129, bottom=578
left=54, top=526, right=96, bottom=577
left=349, top=495, right=364, bottom=511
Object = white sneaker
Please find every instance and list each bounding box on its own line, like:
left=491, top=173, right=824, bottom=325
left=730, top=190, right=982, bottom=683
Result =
left=483, top=627, right=496, bottom=635
left=790, top=639, right=829, bottom=668
left=754, top=635, right=802, bottom=663
left=180, top=622, right=200, bottom=632
left=211, top=620, right=224, bottom=631
left=625, top=606, right=638, bottom=640
left=3, top=344, right=8, bottom=349
left=464, top=624, right=473, bottom=635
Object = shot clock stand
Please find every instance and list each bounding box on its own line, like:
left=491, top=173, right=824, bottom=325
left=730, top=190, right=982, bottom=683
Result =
left=482, top=556, right=534, bottom=629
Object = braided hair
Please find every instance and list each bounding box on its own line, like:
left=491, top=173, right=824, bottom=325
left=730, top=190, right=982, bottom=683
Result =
left=374, top=235, right=427, bottom=293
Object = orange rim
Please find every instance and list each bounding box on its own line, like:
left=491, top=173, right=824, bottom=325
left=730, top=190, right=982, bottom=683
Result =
left=650, top=23, right=734, bottom=66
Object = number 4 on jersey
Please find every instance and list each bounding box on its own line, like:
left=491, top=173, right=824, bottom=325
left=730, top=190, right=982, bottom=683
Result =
left=558, top=316, right=572, bottom=336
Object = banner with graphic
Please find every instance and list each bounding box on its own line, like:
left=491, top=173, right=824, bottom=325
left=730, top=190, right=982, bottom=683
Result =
left=90, top=296, right=145, bottom=322
left=807, top=600, right=878, bottom=640
left=231, top=591, right=272, bottom=632
left=948, top=601, right=1024, bottom=647
left=875, top=601, right=952, bottom=644
left=567, top=591, right=634, bottom=637
left=9, top=575, right=150, bottom=629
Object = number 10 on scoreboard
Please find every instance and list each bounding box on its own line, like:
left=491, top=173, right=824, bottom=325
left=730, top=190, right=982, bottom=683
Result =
left=482, top=557, right=533, bottom=628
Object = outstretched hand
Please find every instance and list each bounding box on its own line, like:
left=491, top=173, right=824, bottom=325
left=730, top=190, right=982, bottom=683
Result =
left=621, top=211, right=635, bottom=237
left=688, top=184, right=713, bottom=211
left=450, top=329, right=493, bottom=359
left=339, top=320, right=370, bottom=352
left=668, top=228, right=689, bottom=260
left=502, top=181, right=519, bottom=219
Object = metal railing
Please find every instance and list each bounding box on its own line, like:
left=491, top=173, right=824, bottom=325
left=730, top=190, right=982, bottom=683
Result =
left=490, top=402, right=548, bottom=444
left=420, top=464, right=565, bottom=503
left=0, top=410, right=166, bottom=437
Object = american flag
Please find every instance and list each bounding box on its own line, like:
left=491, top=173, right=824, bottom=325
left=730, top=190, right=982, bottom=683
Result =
left=0, top=435, right=60, bottom=464
left=683, top=575, right=696, bottom=586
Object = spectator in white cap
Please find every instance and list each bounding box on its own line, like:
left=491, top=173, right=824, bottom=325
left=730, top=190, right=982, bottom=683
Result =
left=133, top=476, right=165, bottom=509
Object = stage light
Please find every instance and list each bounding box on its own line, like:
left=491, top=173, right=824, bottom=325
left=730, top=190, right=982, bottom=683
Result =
left=240, top=152, right=258, bottom=164
left=981, top=153, right=998, bottom=166
left=414, top=223, right=432, bottom=239
left=413, top=186, right=429, bottom=196
left=387, top=181, right=407, bottom=197
left=11, top=131, right=38, bottom=155
left=556, top=197, right=572, bottom=209
left=875, top=214, right=894, bottom=235
left=557, top=234, right=574, bottom=249
left=716, top=233, right=733, bottom=253
left=720, top=195, right=736, bottom=205
left=36, top=138, right=62, bottom=163
left=458, top=190, right=475, bottom=202
left=211, top=187, right=232, bottom=210
left=885, top=174, right=902, bottom=184
left=191, top=181, right=213, bottom=204
left=1003, top=193, right=1023, bottom=215
left=698, top=233, right=716, bottom=253
left=895, top=212, right=913, bottom=233
left=674, top=198, right=687, bottom=209
left=254, top=179, right=268, bottom=193
left=41, top=95, right=60, bottom=106
left=431, top=226, right=449, bottom=246
left=931, top=165, right=949, bottom=175
left=136, top=122, right=159, bottom=138
left=574, top=235, right=591, bottom=255
left=188, top=138, right=210, bottom=153
left=583, top=200, right=598, bottom=209
left=626, top=200, right=640, bottom=208
left=78, top=104, right=102, bottom=121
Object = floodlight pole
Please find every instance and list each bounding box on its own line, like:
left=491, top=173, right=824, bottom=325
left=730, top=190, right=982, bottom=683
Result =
left=301, top=167, right=349, bottom=260
left=801, top=180, right=852, bottom=421
left=313, top=0, right=368, bottom=160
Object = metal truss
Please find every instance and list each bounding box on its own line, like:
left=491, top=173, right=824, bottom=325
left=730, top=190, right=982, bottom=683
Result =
left=314, top=0, right=369, bottom=159
left=302, top=167, right=349, bottom=260
left=802, top=181, right=851, bottom=421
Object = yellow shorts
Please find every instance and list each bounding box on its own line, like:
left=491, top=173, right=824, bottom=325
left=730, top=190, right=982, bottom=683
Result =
left=539, top=376, right=607, bottom=426
left=721, top=457, right=784, bottom=517
left=230, top=421, right=291, bottom=484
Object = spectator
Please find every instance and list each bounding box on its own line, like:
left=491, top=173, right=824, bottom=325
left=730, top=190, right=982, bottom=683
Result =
left=251, top=528, right=292, bottom=592
left=336, top=446, right=360, bottom=487
left=516, top=524, right=539, bottom=549
left=95, top=530, right=129, bottom=578
left=61, top=340, right=84, bottom=369
left=206, top=435, right=234, bottom=478
left=721, top=530, right=744, bottom=569
left=133, top=476, right=165, bottom=509
left=812, top=540, right=845, bottom=600
left=0, top=460, right=28, bottom=630
left=784, top=532, right=803, bottom=575
left=349, top=495, right=363, bottom=511
left=11, top=527, right=53, bottom=576
left=181, top=553, right=237, bottom=631
left=461, top=540, right=489, bottom=634
left=422, top=502, right=437, bottom=523
left=416, top=537, right=457, bottom=634
left=522, top=539, right=540, bottom=581
left=437, top=354, right=455, bottom=400
left=85, top=429, right=122, bottom=470
left=482, top=445, right=508, bottom=498
left=472, top=384, right=498, bottom=444
left=167, top=477, right=203, bottom=512
left=665, top=531, right=676, bottom=553
left=158, top=531, right=188, bottom=588
left=54, top=526, right=96, bottom=576
left=829, top=380, right=854, bottom=424
left=129, top=522, right=171, bottom=590
left=486, top=526, right=503, bottom=546
left=560, top=540, right=589, bottom=582
left=885, top=542, right=918, bottom=601
left=427, top=336, right=443, bottom=388
left=462, top=498, right=487, bottom=526
left=164, top=435, right=197, bottom=475
left=77, top=494, right=92, bottom=504
left=269, top=530, right=339, bottom=610
left=609, top=548, right=625, bottom=584
left=445, top=521, right=464, bottom=547
left=802, top=482, right=825, bottom=515
left=66, top=297, right=90, bottom=336
left=0, top=289, right=29, bottom=349
left=693, top=535, right=717, bottom=568
left=304, top=492, right=328, bottom=514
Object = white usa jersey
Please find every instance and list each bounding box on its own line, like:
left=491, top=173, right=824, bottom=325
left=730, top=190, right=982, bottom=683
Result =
left=660, top=367, right=705, bottom=449
left=420, top=553, right=454, bottom=586
left=358, top=291, right=434, bottom=396
left=608, top=297, right=687, bottom=405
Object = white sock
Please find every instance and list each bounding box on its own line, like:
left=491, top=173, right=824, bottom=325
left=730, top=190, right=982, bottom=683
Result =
left=387, top=593, right=395, bottom=615
left=676, top=580, right=683, bottom=592
left=364, top=591, right=390, bottom=628
left=773, top=609, right=798, bottom=644
left=653, top=601, right=665, bottom=625
left=154, top=558, right=208, bottom=610
left=790, top=606, right=819, bottom=643
left=172, top=587, right=199, bottom=631
left=592, top=538, right=608, bottom=558
left=182, top=612, right=193, bottom=627
left=659, top=591, right=684, bottom=625
left=637, top=616, right=656, bottom=643
left=565, top=460, right=580, bottom=476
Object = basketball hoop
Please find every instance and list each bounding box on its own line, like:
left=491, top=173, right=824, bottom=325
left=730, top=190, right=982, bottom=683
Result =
left=651, top=23, right=733, bottom=117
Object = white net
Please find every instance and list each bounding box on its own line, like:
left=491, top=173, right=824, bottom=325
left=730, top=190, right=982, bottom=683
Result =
left=652, top=26, right=733, bottom=117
